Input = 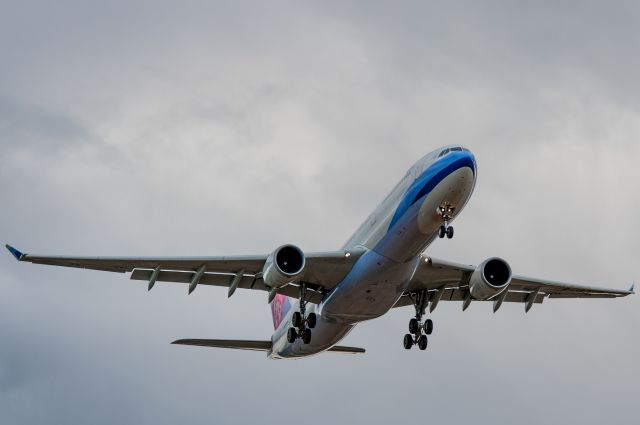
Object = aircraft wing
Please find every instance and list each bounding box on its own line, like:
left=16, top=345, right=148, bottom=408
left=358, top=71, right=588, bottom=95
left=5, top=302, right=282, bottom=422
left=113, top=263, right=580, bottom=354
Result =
left=5, top=244, right=363, bottom=303
left=396, top=256, right=634, bottom=311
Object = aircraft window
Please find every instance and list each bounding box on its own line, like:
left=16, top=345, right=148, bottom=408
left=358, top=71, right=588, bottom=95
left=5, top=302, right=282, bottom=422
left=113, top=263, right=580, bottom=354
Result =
left=451, top=147, right=462, bottom=152
left=438, top=148, right=450, bottom=158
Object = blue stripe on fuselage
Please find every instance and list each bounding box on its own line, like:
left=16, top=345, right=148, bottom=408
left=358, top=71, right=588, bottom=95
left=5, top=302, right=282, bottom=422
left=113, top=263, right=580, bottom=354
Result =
left=388, top=151, right=475, bottom=230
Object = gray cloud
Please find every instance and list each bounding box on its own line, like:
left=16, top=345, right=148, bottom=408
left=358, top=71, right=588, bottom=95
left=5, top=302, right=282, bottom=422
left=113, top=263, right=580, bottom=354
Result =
left=1, top=1, right=638, bottom=424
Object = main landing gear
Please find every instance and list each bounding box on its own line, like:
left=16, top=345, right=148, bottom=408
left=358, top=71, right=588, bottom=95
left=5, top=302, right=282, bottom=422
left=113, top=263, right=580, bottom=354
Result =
left=403, top=290, right=433, bottom=351
left=437, top=204, right=455, bottom=239
left=287, top=284, right=316, bottom=345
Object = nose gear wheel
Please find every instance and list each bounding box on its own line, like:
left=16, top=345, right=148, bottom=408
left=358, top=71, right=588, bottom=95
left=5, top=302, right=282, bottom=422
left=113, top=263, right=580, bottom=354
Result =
left=437, top=204, right=455, bottom=239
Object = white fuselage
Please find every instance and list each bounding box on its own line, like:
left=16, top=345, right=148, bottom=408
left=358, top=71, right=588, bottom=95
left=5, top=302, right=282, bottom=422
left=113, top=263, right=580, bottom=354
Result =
left=270, top=147, right=477, bottom=358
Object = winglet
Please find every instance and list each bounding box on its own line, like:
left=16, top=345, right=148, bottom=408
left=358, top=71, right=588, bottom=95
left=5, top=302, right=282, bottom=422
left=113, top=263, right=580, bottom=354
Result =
left=5, top=244, right=25, bottom=261
left=629, top=283, right=635, bottom=294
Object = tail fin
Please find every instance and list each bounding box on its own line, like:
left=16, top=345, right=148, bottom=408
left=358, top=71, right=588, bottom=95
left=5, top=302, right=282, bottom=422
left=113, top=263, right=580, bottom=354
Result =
left=270, top=293, right=292, bottom=330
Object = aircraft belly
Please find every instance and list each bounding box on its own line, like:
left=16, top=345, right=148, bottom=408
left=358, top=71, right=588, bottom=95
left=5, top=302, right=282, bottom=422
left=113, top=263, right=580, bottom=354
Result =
left=319, top=250, right=419, bottom=324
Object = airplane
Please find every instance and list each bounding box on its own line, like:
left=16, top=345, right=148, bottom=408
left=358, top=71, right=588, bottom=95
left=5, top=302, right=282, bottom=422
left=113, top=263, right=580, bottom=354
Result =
left=5, top=145, right=634, bottom=359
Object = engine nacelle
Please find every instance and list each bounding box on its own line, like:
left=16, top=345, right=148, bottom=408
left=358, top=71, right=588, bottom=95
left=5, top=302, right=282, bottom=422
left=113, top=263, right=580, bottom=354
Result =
left=469, top=257, right=512, bottom=300
left=262, top=244, right=306, bottom=289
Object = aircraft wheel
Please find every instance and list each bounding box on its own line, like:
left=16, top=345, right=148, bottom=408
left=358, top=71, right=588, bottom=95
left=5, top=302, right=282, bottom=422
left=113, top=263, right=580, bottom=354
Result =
left=403, top=334, right=414, bottom=350
left=292, top=311, right=303, bottom=328
left=424, top=319, right=433, bottom=335
left=418, top=335, right=428, bottom=351
left=287, top=327, right=298, bottom=343
left=301, top=328, right=312, bottom=344
left=409, top=318, right=419, bottom=334
left=439, top=226, right=446, bottom=238
left=446, top=226, right=454, bottom=239
left=307, top=312, right=317, bottom=329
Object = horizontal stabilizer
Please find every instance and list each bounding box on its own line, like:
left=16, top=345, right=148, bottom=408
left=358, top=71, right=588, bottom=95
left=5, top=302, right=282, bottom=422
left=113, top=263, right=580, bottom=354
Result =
left=172, top=339, right=271, bottom=351
left=325, top=345, right=366, bottom=354
left=172, top=339, right=366, bottom=354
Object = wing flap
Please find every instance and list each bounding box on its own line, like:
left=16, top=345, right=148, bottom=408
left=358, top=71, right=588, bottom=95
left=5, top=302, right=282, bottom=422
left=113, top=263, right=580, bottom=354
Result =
left=129, top=269, right=325, bottom=303
left=394, top=289, right=545, bottom=308
left=130, top=269, right=261, bottom=289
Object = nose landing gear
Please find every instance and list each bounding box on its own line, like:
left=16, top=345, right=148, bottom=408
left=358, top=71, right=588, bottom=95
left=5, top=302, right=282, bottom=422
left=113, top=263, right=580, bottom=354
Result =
left=403, top=290, right=434, bottom=351
left=287, top=283, right=316, bottom=345
left=437, top=204, right=455, bottom=239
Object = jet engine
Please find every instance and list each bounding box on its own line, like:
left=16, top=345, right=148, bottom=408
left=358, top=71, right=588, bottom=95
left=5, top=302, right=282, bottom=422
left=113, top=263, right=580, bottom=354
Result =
left=468, top=257, right=512, bottom=300
left=262, top=244, right=306, bottom=289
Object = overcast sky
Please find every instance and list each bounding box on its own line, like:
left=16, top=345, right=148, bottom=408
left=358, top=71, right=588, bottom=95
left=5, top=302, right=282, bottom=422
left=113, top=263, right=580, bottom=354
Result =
left=1, top=1, right=639, bottom=424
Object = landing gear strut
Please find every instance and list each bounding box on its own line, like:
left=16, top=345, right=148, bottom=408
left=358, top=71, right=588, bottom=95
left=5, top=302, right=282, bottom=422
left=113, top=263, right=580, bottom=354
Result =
left=437, top=204, right=455, bottom=239
left=287, top=283, right=316, bottom=345
left=403, top=290, right=434, bottom=351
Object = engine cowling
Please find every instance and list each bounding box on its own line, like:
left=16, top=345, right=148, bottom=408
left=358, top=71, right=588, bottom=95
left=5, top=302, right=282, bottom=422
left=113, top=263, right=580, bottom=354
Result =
left=262, top=244, right=306, bottom=289
left=469, top=257, right=512, bottom=300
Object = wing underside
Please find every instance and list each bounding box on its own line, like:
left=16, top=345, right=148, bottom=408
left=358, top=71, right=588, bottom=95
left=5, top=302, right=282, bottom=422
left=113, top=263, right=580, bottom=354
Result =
left=5, top=244, right=363, bottom=303
left=397, top=256, right=634, bottom=312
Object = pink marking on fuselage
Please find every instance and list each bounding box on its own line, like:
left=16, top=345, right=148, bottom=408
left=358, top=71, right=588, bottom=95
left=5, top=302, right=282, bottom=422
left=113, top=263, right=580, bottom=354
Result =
left=271, top=293, right=292, bottom=329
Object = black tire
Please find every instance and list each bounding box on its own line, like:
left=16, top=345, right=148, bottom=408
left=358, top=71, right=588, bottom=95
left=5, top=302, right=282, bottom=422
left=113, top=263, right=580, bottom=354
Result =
left=446, top=226, right=454, bottom=239
left=287, top=327, right=298, bottom=343
left=409, top=318, right=419, bottom=334
left=418, top=335, right=428, bottom=350
left=424, top=319, right=433, bottom=335
left=307, top=312, right=317, bottom=329
left=438, top=226, right=446, bottom=238
left=403, top=334, right=413, bottom=350
left=292, top=311, right=303, bottom=328
left=301, top=328, right=312, bottom=344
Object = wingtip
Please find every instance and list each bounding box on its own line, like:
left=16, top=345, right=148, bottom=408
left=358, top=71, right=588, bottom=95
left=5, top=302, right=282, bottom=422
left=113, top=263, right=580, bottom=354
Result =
left=629, top=283, right=635, bottom=294
left=5, top=244, right=25, bottom=261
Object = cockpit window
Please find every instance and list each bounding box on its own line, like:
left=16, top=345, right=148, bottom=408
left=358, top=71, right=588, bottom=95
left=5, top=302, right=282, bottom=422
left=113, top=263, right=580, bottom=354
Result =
left=438, top=146, right=468, bottom=157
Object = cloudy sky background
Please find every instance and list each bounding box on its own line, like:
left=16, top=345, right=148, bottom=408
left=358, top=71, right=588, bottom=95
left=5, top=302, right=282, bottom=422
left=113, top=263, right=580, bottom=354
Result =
left=1, top=1, right=639, bottom=424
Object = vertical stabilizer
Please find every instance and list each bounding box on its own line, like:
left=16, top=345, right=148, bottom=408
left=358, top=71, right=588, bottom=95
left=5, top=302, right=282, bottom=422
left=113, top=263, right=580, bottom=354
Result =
left=271, top=294, right=292, bottom=330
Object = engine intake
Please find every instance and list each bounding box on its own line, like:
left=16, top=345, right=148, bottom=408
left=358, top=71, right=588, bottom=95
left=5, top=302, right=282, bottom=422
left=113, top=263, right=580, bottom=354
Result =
left=262, top=244, right=306, bottom=289
left=469, top=257, right=512, bottom=300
